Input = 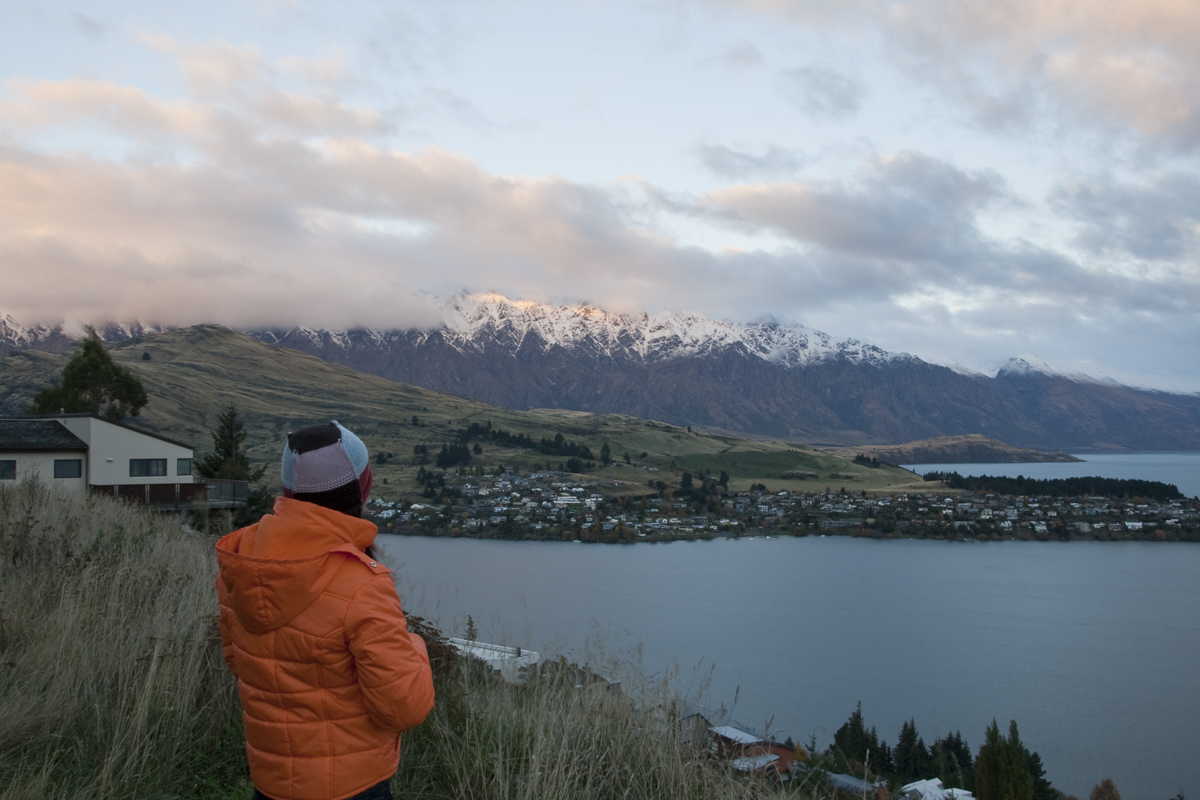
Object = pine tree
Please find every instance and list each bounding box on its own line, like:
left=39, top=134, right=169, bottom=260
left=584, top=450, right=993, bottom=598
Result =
left=29, top=328, right=148, bottom=421
left=932, top=731, right=975, bottom=791
left=195, top=404, right=266, bottom=483
left=833, top=702, right=869, bottom=775
left=895, top=719, right=932, bottom=782
left=194, top=404, right=272, bottom=528
left=1025, top=749, right=1055, bottom=800
left=976, top=719, right=1034, bottom=800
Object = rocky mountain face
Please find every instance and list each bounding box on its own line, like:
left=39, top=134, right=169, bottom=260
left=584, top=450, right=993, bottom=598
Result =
left=6, top=297, right=1200, bottom=449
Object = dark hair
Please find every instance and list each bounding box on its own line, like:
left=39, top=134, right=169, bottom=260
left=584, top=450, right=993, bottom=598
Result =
left=287, top=481, right=363, bottom=518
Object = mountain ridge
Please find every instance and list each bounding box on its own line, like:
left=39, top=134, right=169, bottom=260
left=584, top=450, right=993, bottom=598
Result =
left=5, top=295, right=1200, bottom=450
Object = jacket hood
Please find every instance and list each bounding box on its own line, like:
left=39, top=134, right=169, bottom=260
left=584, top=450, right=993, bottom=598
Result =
left=215, top=497, right=382, bottom=635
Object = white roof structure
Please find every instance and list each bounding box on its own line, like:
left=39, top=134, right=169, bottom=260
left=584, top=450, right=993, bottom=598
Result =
left=710, top=725, right=761, bottom=745
left=731, top=753, right=779, bottom=772
left=448, top=638, right=540, bottom=683
left=902, top=779, right=976, bottom=800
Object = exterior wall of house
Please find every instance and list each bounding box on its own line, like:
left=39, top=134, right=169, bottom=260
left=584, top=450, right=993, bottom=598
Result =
left=0, top=450, right=88, bottom=492
left=57, top=417, right=194, bottom=486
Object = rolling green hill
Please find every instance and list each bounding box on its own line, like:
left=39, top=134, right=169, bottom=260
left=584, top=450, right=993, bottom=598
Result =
left=0, top=325, right=929, bottom=499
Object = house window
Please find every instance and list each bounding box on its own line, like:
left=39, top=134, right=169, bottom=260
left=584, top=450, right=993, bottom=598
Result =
left=177, top=458, right=192, bottom=476
left=130, top=458, right=167, bottom=477
left=0, top=460, right=15, bottom=480
left=54, top=459, right=82, bottom=479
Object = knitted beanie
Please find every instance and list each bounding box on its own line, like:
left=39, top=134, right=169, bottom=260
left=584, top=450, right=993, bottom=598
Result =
left=281, top=421, right=373, bottom=514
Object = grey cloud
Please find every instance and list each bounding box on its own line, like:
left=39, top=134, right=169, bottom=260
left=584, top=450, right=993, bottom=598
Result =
left=702, top=151, right=1008, bottom=264
left=1052, top=173, right=1200, bottom=261
left=696, top=143, right=806, bottom=179
left=716, top=0, right=1200, bottom=149
left=781, top=64, right=864, bottom=119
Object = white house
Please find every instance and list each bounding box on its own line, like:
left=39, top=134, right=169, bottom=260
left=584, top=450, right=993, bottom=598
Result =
left=0, top=414, right=203, bottom=507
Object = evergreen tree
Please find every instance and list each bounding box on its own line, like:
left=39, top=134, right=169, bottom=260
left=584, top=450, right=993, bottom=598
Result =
left=874, top=738, right=894, bottom=775
left=1025, top=749, right=1055, bottom=800
left=195, top=404, right=266, bottom=483
left=600, top=442, right=611, bottom=465
left=29, top=328, right=148, bottom=421
left=976, top=720, right=1034, bottom=800
left=832, top=702, right=869, bottom=775
left=932, top=731, right=975, bottom=791
left=895, top=719, right=932, bottom=782
left=976, top=720, right=1003, bottom=800
left=194, top=403, right=271, bottom=528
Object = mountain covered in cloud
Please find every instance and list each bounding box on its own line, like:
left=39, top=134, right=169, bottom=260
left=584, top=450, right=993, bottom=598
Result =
left=5, top=296, right=1200, bottom=450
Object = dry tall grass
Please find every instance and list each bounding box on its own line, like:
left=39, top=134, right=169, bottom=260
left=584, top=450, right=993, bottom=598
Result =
left=0, top=479, right=825, bottom=800
left=0, top=479, right=245, bottom=800
left=399, top=654, right=825, bottom=800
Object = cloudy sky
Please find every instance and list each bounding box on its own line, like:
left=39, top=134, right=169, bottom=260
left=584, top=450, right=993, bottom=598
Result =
left=2, top=0, right=1198, bottom=389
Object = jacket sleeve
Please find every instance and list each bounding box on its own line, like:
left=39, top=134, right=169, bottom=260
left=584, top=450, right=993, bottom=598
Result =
left=345, top=572, right=436, bottom=733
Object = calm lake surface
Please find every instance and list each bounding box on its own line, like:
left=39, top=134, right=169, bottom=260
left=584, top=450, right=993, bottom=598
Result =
left=378, top=453, right=1200, bottom=799
left=381, top=536, right=1199, bottom=800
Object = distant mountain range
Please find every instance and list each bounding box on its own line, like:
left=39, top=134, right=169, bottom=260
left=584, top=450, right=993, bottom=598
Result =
left=5, top=294, right=1200, bottom=450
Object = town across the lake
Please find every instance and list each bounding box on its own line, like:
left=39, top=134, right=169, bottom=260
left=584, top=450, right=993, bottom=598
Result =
left=367, top=469, right=1200, bottom=543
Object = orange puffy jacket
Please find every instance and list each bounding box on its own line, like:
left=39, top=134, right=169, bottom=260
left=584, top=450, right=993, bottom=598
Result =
left=216, top=497, right=435, bottom=800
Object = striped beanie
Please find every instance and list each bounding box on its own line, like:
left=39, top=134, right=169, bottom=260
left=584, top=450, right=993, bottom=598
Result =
left=281, top=421, right=373, bottom=514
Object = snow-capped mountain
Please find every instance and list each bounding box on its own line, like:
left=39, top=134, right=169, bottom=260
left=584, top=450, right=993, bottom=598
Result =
left=6, top=295, right=1200, bottom=449
left=253, top=292, right=908, bottom=369
left=0, top=316, right=170, bottom=357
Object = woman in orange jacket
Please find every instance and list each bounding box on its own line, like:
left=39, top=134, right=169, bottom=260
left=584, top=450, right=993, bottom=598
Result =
left=216, top=421, right=434, bottom=800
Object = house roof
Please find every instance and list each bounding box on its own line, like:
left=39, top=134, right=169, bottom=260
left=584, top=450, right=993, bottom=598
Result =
left=711, top=725, right=762, bottom=745
left=0, top=419, right=87, bottom=452
left=19, top=413, right=194, bottom=450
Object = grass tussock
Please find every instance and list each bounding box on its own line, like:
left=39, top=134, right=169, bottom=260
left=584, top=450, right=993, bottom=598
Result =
left=0, top=479, right=826, bottom=800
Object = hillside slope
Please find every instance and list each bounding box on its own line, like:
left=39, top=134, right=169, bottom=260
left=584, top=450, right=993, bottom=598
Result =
left=0, top=325, right=927, bottom=497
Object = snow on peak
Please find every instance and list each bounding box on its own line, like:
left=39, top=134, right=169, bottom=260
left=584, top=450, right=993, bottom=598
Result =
left=996, top=354, right=1100, bottom=383
left=432, top=292, right=902, bottom=367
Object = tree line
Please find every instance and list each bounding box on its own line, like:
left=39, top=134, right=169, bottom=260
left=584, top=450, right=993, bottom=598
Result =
left=923, top=472, right=1183, bottom=501
left=825, top=703, right=1126, bottom=800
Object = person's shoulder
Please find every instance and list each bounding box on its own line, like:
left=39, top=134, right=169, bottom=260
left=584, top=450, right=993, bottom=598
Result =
left=324, top=547, right=393, bottom=599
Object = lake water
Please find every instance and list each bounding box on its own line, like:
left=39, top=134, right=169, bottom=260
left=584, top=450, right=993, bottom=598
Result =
left=380, top=536, right=1199, bottom=800
left=378, top=453, right=1200, bottom=799
left=902, top=451, right=1200, bottom=500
